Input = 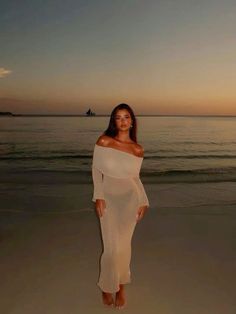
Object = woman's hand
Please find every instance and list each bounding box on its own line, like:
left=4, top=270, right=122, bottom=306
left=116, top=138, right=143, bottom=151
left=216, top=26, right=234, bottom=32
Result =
left=136, top=205, right=148, bottom=222
left=95, top=199, right=106, bottom=218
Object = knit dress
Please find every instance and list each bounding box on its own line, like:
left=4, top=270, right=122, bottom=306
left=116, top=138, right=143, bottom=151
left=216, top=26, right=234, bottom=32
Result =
left=92, top=143, right=149, bottom=293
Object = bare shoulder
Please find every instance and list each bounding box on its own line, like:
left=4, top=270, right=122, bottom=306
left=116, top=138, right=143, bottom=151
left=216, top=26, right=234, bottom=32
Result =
left=133, top=143, right=144, bottom=157
left=96, top=135, right=113, bottom=147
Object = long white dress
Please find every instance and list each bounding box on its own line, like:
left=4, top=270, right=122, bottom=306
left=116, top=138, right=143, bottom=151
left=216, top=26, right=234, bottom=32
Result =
left=92, top=144, right=149, bottom=293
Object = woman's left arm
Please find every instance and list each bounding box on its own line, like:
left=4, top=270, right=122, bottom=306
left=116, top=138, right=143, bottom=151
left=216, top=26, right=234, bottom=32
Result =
left=133, top=176, right=149, bottom=222
left=133, top=176, right=149, bottom=208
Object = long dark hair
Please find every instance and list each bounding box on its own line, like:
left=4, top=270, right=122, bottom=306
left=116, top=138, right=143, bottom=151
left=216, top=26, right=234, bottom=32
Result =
left=104, top=103, right=137, bottom=143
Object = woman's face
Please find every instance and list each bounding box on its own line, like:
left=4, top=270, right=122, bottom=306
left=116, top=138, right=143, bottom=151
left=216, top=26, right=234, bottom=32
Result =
left=114, top=109, right=132, bottom=131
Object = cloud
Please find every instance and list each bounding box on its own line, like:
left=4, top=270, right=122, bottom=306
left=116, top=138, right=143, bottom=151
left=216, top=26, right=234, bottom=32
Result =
left=0, top=67, right=12, bottom=78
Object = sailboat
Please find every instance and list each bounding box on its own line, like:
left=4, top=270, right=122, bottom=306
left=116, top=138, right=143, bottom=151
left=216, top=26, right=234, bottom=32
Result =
left=86, top=108, right=96, bottom=116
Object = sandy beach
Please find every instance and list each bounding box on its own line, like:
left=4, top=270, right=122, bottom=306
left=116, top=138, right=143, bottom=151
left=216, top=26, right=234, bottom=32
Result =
left=2, top=0, right=236, bottom=311
left=1, top=173, right=236, bottom=314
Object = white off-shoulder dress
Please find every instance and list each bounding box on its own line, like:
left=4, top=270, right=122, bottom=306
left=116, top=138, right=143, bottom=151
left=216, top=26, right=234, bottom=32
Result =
left=92, top=144, right=149, bottom=293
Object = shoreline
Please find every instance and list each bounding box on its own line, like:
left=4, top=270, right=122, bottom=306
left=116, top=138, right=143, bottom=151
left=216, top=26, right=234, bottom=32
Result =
left=1, top=169, right=236, bottom=184
left=1, top=180, right=236, bottom=216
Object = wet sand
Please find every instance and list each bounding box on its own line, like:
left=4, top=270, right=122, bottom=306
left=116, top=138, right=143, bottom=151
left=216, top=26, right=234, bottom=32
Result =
left=1, top=174, right=236, bottom=313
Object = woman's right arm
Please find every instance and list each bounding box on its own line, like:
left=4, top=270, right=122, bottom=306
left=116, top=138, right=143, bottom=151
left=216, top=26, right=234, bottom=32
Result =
left=92, top=165, right=104, bottom=201
left=92, top=140, right=106, bottom=217
left=92, top=164, right=106, bottom=218
left=91, top=135, right=111, bottom=217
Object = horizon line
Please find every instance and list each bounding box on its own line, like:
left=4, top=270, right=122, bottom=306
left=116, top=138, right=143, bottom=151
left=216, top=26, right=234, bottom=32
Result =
left=1, top=113, right=236, bottom=118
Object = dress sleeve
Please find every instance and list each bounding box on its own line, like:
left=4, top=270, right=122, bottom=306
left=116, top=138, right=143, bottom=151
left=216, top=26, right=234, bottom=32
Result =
left=92, top=165, right=105, bottom=202
left=133, top=176, right=149, bottom=207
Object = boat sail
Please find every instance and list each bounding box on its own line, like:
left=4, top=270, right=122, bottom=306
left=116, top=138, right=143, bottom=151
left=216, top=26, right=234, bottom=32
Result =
left=86, top=108, right=96, bottom=116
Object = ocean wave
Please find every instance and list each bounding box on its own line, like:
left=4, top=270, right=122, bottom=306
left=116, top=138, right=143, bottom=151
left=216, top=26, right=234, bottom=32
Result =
left=142, top=167, right=236, bottom=183
left=145, top=154, right=236, bottom=159
left=163, top=141, right=236, bottom=145
left=1, top=153, right=236, bottom=160
left=1, top=167, right=236, bottom=184
left=144, top=167, right=236, bottom=175
left=0, top=154, right=91, bottom=160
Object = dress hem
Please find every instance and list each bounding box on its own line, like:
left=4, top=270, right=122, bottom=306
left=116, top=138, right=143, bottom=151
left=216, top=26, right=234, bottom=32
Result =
left=97, top=279, right=131, bottom=293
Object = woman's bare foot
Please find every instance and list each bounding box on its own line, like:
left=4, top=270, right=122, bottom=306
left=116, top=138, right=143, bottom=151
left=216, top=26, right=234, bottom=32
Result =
left=102, top=291, right=114, bottom=307
left=115, top=285, right=126, bottom=309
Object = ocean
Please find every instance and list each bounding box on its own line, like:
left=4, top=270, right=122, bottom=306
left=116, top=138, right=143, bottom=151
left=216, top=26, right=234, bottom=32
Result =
left=1, top=115, right=236, bottom=183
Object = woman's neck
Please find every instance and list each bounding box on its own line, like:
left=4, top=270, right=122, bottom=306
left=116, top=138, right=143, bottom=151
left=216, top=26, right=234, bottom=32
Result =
left=114, top=133, right=132, bottom=144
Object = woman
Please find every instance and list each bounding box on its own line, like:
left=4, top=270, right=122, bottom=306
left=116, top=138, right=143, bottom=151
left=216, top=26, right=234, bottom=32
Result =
left=92, top=103, right=149, bottom=309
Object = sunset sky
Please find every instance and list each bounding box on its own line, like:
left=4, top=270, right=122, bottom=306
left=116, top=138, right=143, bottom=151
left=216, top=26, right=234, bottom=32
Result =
left=1, top=0, right=236, bottom=115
